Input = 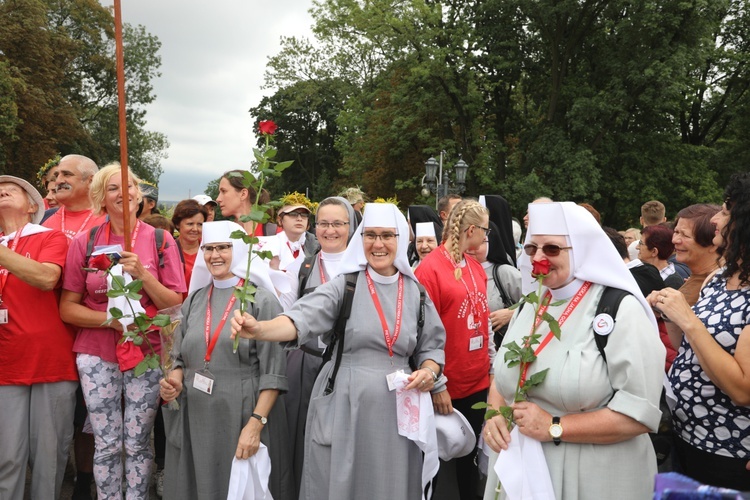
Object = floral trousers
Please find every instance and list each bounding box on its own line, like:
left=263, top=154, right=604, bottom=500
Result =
left=77, top=354, right=161, bottom=500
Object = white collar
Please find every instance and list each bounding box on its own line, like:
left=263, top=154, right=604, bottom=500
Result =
left=213, top=276, right=241, bottom=289
left=321, top=250, right=344, bottom=262
left=481, top=260, right=493, bottom=270
left=368, top=265, right=400, bottom=284
left=548, top=278, right=585, bottom=301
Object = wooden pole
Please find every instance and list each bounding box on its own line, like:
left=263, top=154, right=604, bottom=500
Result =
left=113, top=0, right=131, bottom=251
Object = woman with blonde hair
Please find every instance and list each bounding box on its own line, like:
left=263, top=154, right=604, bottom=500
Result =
left=60, top=163, right=186, bottom=498
left=415, top=198, right=491, bottom=499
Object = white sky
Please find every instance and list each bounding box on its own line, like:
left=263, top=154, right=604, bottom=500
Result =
left=101, top=0, right=315, bottom=201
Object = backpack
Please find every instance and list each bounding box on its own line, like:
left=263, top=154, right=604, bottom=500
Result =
left=85, top=225, right=171, bottom=268
left=515, top=285, right=629, bottom=361
left=321, top=272, right=426, bottom=395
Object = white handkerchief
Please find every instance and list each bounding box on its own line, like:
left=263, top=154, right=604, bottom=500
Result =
left=107, top=264, right=146, bottom=328
left=495, top=426, right=555, bottom=500
left=394, top=372, right=439, bottom=500
left=226, top=443, right=273, bottom=500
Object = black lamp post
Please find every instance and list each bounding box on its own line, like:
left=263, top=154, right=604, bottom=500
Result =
left=421, top=152, right=469, bottom=208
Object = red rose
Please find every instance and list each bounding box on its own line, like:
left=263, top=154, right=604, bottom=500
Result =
left=531, top=258, right=551, bottom=278
left=116, top=339, right=144, bottom=372
left=258, top=120, right=277, bottom=135
left=89, top=254, right=112, bottom=271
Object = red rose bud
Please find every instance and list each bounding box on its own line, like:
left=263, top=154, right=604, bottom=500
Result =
left=258, top=120, right=277, bottom=135
left=89, top=254, right=112, bottom=271
left=116, top=339, right=144, bottom=372
left=531, top=258, right=551, bottom=277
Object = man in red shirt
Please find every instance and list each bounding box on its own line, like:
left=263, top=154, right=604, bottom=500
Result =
left=43, top=155, right=106, bottom=242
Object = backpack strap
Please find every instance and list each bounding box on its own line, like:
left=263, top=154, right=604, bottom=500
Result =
left=492, top=264, right=513, bottom=308
left=154, top=228, right=168, bottom=268
left=297, top=250, right=320, bottom=296
left=85, top=225, right=101, bottom=264
left=323, top=272, right=358, bottom=395
left=593, top=286, right=630, bottom=362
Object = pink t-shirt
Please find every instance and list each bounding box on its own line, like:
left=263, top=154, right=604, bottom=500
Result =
left=43, top=206, right=107, bottom=242
left=63, top=222, right=186, bottom=363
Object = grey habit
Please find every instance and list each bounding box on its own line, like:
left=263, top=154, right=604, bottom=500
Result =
left=162, top=285, right=294, bottom=500
left=284, top=271, right=446, bottom=500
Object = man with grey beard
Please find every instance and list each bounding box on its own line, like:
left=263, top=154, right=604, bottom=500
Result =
left=42, top=155, right=106, bottom=241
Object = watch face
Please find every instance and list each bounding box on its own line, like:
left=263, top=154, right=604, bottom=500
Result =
left=550, top=424, right=563, bottom=439
left=261, top=416, right=268, bottom=425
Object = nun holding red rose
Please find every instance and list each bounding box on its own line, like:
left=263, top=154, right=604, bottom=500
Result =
left=483, top=202, right=665, bottom=500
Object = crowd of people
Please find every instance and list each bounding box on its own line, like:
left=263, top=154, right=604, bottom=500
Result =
left=1, top=153, right=748, bottom=499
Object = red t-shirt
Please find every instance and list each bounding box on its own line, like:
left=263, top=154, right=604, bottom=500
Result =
left=43, top=207, right=107, bottom=242
left=63, top=222, right=187, bottom=363
left=182, top=251, right=197, bottom=299
left=0, top=228, right=78, bottom=385
left=415, top=245, right=490, bottom=399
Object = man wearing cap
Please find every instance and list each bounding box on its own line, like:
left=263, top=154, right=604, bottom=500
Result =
left=193, top=194, right=217, bottom=222
left=42, top=154, right=106, bottom=241
left=138, top=181, right=160, bottom=218
left=0, top=176, right=78, bottom=500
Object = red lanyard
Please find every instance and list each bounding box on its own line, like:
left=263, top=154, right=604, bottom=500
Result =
left=60, top=207, right=94, bottom=240
left=519, top=281, right=592, bottom=386
left=365, top=270, right=404, bottom=358
left=441, top=246, right=483, bottom=331
left=103, top=220, right=141, bottom=249
left=318, top=253, right=327, bottom=284
left=204, top=279, right=244, bottom=365
left=0, top=224, right=26, bottom=302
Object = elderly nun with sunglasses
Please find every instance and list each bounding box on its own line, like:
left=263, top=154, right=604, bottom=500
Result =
left=231, top=203, right=446, bottom=500
left=159, top=220, right=293, bottom=500
left=482, top=202, right=665, bottom=500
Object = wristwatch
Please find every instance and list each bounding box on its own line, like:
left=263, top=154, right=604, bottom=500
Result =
left=549, top=416, right=563, bottom=446
left=251, top=413, right=268, bottom=425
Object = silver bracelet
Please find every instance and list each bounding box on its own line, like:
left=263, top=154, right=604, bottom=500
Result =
left=422, top=366, right=439, bottom=383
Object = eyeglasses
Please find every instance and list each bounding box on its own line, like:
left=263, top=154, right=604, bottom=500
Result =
left=201, top=243, right=233, bottom=254
left=362, top=232, right=399, bottom=243
left=523, top=243, right=572, bottom=257
left=282, top=211, right=310, bottom=220
left=476, top=225, right=492, bottom=235
left=317, top=221, right=349, bottom=229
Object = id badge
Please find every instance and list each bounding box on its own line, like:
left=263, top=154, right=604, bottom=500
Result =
left=469, top=335, right=483, bottom=351
left=0, top=306, right=8, bottom=325
left=386, top=369, right=405, bottom=392
left=193, top=370, right=215, bottom=395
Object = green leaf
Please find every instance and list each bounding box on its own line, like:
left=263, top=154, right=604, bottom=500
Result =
left=471, top=401, right=490, bottom=410
left=549, top=299, right=567, bottom=307
left=111, top=275, right=126, bottom=291
left=109, top=307, right=124, bottom=319
left=274, top=160, right=294, bottom=172
left=151, top=314, right=172, bottom=327
left=126, top=280, right=143, bottom=294
left=525, top=368, right=549, bottom=389
left=241, top=171, right=256, bottom=187
left=507, top=359, right=521, bottom=368
left=148, top=354, right=160, bottom=369
left=125, top=291, right=143, bottom=302
left=134, top=360, right=149, bottom=377
left=253, top=250, right=274, bottom=260
left=520, top=348, right=537, bottom=363
left=526, top=291, right=539, bottom=304
left=265, top=148, right=278, bottom=159
left=507, top=301, right=521, bottom=310
left=132, top=335, right=144, bottom=346
left=247, top=209, right=267, bottom=222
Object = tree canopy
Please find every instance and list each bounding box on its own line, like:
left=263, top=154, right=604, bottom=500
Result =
left=254, top=0, right=749, bottom=227
left=0, top=0, right=167, bottom=186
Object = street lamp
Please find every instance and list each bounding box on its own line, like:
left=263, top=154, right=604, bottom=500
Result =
left=420, top=152, right=469, bottom=208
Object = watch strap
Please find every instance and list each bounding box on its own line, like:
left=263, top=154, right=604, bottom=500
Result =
left=551, top=415, right=562, bottom=445
left=251, top=413, right=267, bottom=425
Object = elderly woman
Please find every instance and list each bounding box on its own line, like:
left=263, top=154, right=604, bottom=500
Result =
left=285, top=196, right=356, bottom=493
left=637, top=224, right=684, bottom=289
left=60, top=164, right=185, bottom=499
left=650, top=173, right=750, bottom=490
left=407, top=205, right=442, bottom=266
left=483, top=202, right=665, bottom=499
left=159, top=220, right=292, bottom=500
left=171, top=199, right=208, bottom=295
left=0, top=176, right=78, bottom=500
left=231, top=203, right=445, bottom=499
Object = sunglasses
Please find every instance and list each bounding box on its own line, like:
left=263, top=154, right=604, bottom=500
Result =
left=523, top=243, right=572, bottom=257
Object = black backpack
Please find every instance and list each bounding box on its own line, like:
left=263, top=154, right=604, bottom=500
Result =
left=321, top=272, right=426, bottom=395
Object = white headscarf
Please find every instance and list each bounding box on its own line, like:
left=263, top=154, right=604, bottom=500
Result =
left=525, top=202, right=656, bottom=329
left=415, top=222, right=436, bottom=239
left=337, top=203, right=416, bottom=281
left=188, top=220, right=278, bottom=300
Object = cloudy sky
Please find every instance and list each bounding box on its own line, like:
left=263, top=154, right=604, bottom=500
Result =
left=101, top=0, right=315, bottom=201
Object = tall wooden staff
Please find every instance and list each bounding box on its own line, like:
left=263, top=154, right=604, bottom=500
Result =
left=114, top=0, right=131, bottom=250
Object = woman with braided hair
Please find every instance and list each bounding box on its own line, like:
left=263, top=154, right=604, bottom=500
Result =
left=415, top=199, right=491, bottom=499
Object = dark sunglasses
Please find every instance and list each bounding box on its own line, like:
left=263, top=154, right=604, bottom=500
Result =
left=523, top=243, right=572, bottom=257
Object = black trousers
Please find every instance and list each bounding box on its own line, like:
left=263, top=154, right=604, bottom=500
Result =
left=673, top=435, right=750, bottom=491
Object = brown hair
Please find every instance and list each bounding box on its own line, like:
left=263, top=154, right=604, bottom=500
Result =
left=172, top=199, right=208, bottom=228
left=222, top=170, right=258, bottom=204
left=641, top=200, right=666, bottom=226
left=675, top=203, right=720, bottom=248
